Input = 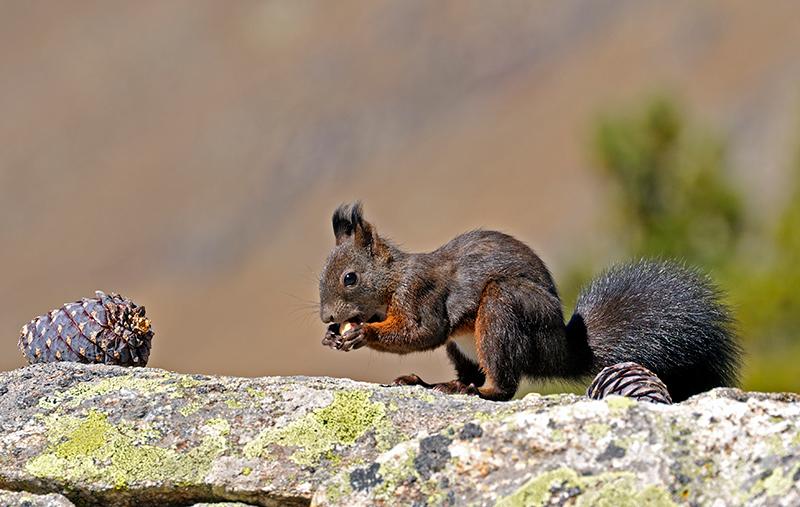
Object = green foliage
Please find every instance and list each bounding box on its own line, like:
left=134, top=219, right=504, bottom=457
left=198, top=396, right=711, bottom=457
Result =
left=729, top=135, right=800, bottom=391
left=521, top=96, right=800, bottom=397
left=593, top=97, right=744, bottom=265
left=572, top=96, right=800, bottom=393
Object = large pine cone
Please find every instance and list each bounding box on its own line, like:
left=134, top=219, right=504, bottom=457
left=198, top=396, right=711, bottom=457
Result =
left=18, top=291, right=153, bottom=367
left=586, top=362, right=672, bottom=404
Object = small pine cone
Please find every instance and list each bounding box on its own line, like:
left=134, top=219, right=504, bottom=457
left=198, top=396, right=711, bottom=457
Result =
left=18, top=291, right=153, bottom=367
left=586, top=362, right=672, bottom=404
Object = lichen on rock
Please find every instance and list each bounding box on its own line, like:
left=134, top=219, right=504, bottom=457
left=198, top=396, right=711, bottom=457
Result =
left=0, top=489, right=75, bottom=507
left=26, top=410, right=230, bottom=488
left=495, top=467, right=675, bottom=507
left=1, top=364, right=799, bottom=506
left=243, top=389, right=390, bottom=465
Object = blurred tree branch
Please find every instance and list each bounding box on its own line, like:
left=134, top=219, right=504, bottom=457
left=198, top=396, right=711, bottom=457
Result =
left=579, top=96, right=800, bottom=392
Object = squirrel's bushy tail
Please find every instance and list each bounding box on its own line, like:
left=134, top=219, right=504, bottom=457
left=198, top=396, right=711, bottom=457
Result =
left=565, top=259, right=742, bottom=402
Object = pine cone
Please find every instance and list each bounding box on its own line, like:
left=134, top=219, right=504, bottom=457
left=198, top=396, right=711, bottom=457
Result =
left=18, top=291, right=153, bottom=367
left=586, top=362, right=672, bottom=404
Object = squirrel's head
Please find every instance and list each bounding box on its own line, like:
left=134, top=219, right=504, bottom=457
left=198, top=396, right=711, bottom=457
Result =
left=319, top=202, right=395, bottom=328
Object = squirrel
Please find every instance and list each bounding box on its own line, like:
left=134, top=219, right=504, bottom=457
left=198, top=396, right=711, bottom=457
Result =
left=319, top=202, right=741, bottom=402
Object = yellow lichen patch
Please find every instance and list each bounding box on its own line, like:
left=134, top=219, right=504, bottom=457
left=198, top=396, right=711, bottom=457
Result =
left=245, top=387, right=267, bottom=399
left=25, top=410, right=229, bottom=488
left=38, top=375, right=176, bottom=411
left=178, top=401, right=202, bottom=417
left=606, top=395, right=637, bottom=411
left=749, top=464, right=800, bottom=500
left=495, top=467, right=676, bottom=507
left=243, top=390, right=389, bottom=466
left=585, top=423, right=611, bottom=440
left=53, top=411, right=110, bottom=459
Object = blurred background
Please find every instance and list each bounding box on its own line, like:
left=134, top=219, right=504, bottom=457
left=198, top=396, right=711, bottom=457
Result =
left=2, top=0, right=800, bottom=394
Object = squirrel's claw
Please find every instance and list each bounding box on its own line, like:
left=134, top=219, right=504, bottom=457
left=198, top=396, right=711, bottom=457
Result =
left=388, top=376, right=478, bottom=396
left=390, top=374, right=432, bottom=388
left=338, top=324, right=367, bottom=351
left=432, top=380, right=480, bottom=396
left=321, top=329, right=340, bottom=349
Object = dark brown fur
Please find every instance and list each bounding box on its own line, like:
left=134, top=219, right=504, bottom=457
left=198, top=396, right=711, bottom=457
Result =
left=319, top=203, right=741, bottom=402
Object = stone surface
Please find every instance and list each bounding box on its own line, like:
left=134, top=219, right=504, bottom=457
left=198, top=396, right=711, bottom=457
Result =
left=0, top=489, right=75, bottom=507
left=0, top=363, right=543, bottom=506
left=313, top=390, right=800, bottom=507
left=0, top=364, right=798, bottom=506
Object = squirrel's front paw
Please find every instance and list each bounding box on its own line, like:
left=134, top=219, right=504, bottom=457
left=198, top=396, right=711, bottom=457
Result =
left=338, top=323, right=369, bottom=351
left=322, top=327, right=341, bottom=349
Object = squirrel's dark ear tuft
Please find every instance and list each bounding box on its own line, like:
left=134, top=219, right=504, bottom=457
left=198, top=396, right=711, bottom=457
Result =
left=349, top=201, right=364, bottom=229
left=332, top=201, right=368, bottom=246
left=332, top=203, right=355, bottom=244
left=331, top=201, right=379, bottom=252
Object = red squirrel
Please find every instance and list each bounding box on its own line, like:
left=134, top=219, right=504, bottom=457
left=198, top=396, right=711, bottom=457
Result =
left=319, top=203, right=741, bottom=401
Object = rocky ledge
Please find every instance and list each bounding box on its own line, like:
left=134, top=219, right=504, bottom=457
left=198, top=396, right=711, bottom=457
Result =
left=0, top=364, right=798, bottom=506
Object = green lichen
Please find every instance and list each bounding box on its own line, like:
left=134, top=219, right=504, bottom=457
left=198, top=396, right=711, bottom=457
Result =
left=372, top=447, right=419, bottom=500
left=496, top=468, right=578, bottom=507
left=495, top=467, right=676, bottom=507
left=177, top=376, right=203, bottom=389
left=245, top=387, right=266, bottom=399
left=322, top=476, right=353, bottom=504
left=766, top=435, right=786, bottom=455
left=606, top=396, right=637, bottom=411
left=585, top=423, right=611, bottom=439
left=179, top=401, right=202, bottom=417
left=418, top=392, right=437, bottom=403
left=473, top=408, right=514, bottom=423
left=241, top=466, right=252, bottom=476
left=243, top=390, right=389, bottom=466
left=38, top=374, right=186, bottom=411
left=52, top=410, right=110, bottom=458
left=225, top=399, right=244, bottom=409
left=749, top=464, right=800, bottom=499
left=659, top=417, right=719, bottom=502
left=26, top=410, right=229, bottom=487
left=473, top=411, right=492, bottom=422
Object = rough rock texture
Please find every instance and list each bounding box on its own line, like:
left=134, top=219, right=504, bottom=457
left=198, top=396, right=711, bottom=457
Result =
left=0, top=364, right=798, bottom=506
left=315, top=391, right=800, bottom=507
left=0, top=364, right=533, bottom=506
left=0, top=489, right=75, bottom=507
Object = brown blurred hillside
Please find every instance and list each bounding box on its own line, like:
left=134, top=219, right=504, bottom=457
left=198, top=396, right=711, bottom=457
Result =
left=3, top=1, right=800, bottom=388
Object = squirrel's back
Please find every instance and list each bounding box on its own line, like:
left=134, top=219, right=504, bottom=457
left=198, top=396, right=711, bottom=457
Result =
left=567, top=260, right=741, bottom=402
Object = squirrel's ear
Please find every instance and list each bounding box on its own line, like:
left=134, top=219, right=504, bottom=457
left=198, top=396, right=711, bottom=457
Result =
left=332, top=202, right=374, bottom=246
left=332, top=202, right=382, bottom=253
left=332, top=203, right=355, bottom=245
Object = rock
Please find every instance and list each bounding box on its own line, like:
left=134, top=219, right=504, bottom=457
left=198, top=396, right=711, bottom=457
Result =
left=0, top=363, right=545, bottom=506
left=313, top=390, right=800, bottom=507
left=0, top=489, right=75, bottom=507
left=190, top=504, right=258, bottom=507
left=0, top=364, right=798, bottom=506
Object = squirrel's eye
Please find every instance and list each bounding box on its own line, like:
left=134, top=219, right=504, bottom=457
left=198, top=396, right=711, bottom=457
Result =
left=343, top=272, right=358, bottom=286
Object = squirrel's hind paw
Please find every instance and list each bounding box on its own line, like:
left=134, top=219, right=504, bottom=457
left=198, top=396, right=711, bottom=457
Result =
left=431, top=380, right=480, bottom=396
left=388, top=376, right=479, bottom=396
left=389, top=374, right=432, bottom=388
